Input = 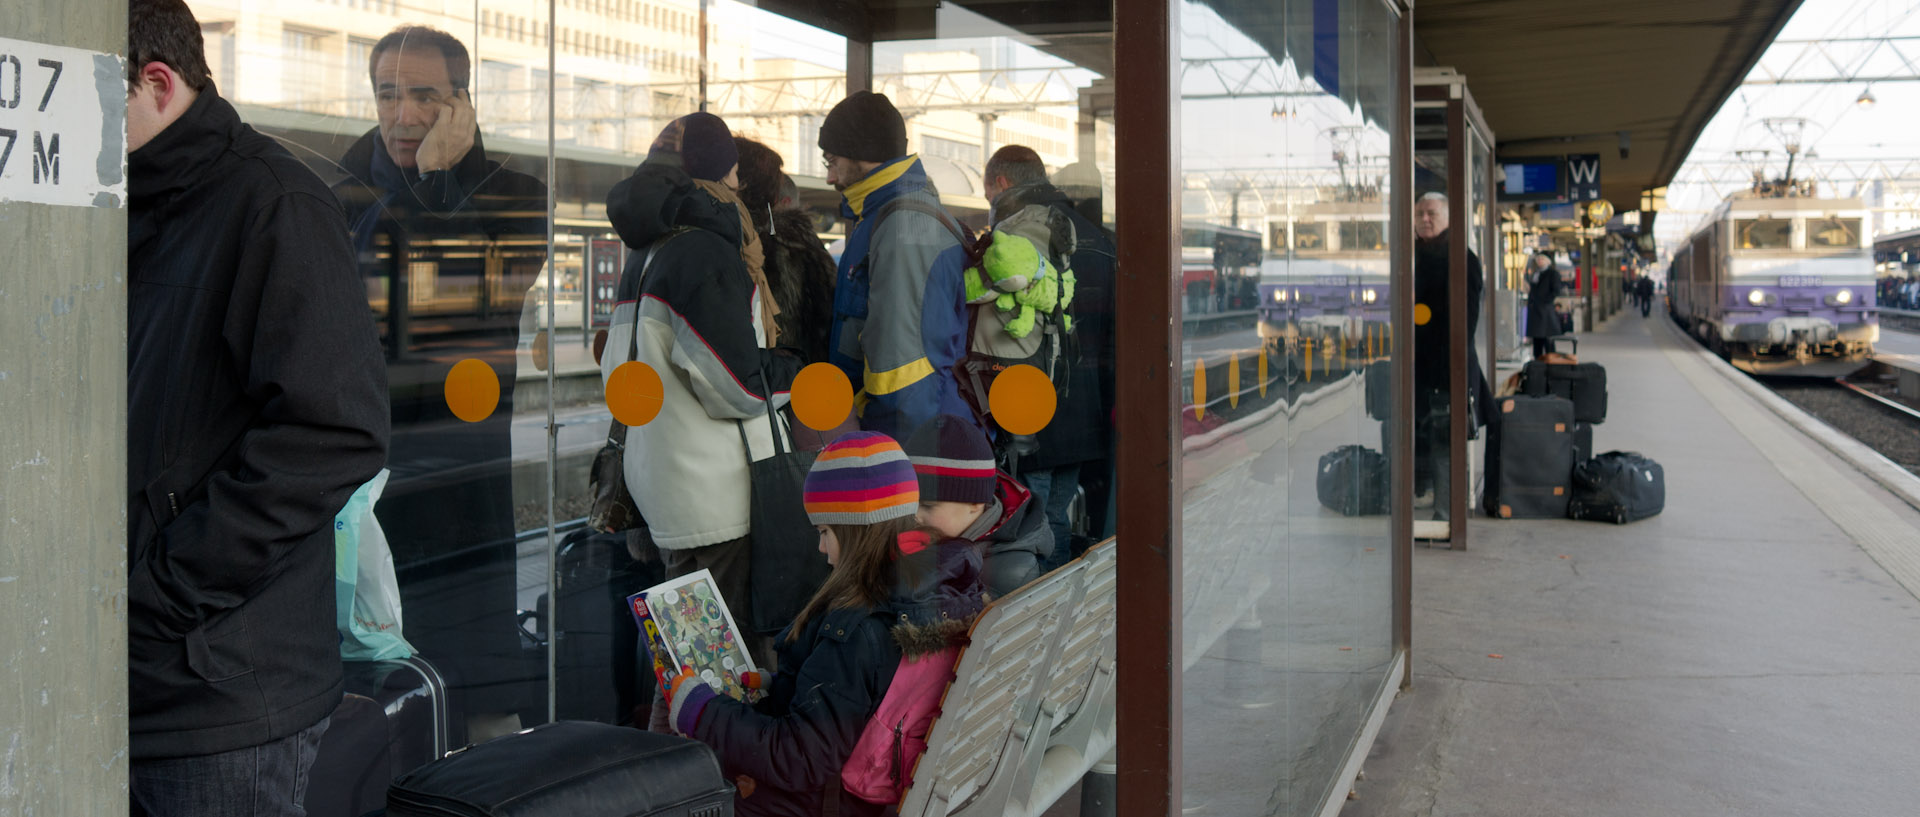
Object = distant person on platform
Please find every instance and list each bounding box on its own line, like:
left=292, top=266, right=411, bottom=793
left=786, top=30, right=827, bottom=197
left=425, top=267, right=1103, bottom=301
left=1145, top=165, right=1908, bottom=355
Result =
left=332, top=24, right=548, bottom=726
left=1635, top=273, right=1655, bottom=318
left=982, top=145, right=1117, bottom=570
left=1412, top=192, right=1486, bottom=520
left=820, top=91, right=975, bottom=439
left=126, top=0, right=390, bottom=813
left=1524, top=251, right=1563, bottom=359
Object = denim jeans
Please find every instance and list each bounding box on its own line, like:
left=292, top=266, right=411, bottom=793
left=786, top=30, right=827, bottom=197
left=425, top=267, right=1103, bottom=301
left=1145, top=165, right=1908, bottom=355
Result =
left=1024, top=464, right=1082, bottom=574
left=130, top=716, right=329, bottom=817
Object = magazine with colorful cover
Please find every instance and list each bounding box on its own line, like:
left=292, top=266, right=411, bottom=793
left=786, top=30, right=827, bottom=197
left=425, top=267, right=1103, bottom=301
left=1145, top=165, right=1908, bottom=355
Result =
left=627, top=569, right=762, bottom=703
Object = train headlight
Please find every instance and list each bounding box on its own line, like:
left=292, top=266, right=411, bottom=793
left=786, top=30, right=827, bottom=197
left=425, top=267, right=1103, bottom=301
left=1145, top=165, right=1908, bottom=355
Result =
left=1832, top=289, right=1854, bottom=305
left=1747, top=289, right=1767, bottom=306
left=1363, top=288, right=1378, bottom=304
left=1273, top=289, right=1288, bottom=303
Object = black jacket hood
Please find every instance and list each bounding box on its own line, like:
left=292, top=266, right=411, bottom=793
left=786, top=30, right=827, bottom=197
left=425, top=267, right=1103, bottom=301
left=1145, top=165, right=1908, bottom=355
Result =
left=606, top=153, right=744, bottom=250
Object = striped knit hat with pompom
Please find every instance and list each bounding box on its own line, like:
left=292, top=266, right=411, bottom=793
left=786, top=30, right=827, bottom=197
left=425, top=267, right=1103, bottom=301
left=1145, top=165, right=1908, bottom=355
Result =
left=803, top=432, right=921, bottom=525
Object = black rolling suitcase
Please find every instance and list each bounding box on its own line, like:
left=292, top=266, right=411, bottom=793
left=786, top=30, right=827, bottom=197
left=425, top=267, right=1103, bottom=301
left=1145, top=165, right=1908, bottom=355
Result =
left=1364, top=360, right=1391, bottom=420
left=1316, top=445, right=1390, bottom=516
left=1483, top=395, right=1577, bottom=519
left=1571, top=421, right=1594, bottom=464
left=1521, top=359, right=1607, bottom=423
left=308, top=656, right=452, bottom=817
left=387, top=720, right=734, bottom=817
left=1569, top=451, right=1665, bottom=524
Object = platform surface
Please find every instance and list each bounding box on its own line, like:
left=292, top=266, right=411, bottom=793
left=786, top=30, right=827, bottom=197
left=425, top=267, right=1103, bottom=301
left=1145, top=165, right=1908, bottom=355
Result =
left=1342, top=312, right=1920, bottom=817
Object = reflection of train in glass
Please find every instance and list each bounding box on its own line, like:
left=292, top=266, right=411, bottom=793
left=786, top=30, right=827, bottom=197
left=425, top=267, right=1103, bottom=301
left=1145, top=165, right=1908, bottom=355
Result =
left=1669, top=195, right=1877, bottom=374
left=1257, top=201, right=1391, bottom=356
left=1181, top=221, right=1263, bottom=313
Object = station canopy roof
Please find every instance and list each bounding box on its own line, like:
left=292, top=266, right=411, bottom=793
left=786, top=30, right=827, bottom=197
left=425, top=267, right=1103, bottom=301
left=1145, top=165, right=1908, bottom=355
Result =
left=761, top=0, right=1806, bottom=213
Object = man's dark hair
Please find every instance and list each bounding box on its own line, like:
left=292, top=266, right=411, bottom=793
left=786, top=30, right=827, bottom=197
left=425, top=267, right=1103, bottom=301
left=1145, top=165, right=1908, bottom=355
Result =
left=128, top=0, right=213, bottom=92
left=369, top=26, right=471, bottom=91
left=733, top=136, right=785, bottom=220
left=984, top=145, right=1048, bottom=190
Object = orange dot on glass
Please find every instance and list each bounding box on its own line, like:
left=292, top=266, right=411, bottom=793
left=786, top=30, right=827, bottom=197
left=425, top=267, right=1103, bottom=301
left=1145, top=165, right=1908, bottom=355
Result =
left=791, top=363, right=854, bottom=431
left=444, top=359, right=500, bottom=423
left=1413, top=303, right=1433, bottom=326
left=988, top=364, right=1057, bottom=436
left=606, top=361, right=666, bottom=427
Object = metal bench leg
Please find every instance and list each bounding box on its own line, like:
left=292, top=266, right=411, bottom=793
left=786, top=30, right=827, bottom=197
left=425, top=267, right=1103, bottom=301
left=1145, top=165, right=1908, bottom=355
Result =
left=1079, top=750, right=1118, bottom=817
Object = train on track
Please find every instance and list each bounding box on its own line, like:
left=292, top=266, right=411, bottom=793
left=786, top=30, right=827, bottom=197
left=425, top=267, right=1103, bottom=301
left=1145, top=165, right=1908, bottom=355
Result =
left=1256, top=201, right=1392, bottom=371
left=1669, top=194, right=1878, bottom=376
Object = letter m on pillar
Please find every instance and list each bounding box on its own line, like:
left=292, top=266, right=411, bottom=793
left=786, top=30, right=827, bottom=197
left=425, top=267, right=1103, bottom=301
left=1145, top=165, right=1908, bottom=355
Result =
left=32, top=132, right=58, bottom=185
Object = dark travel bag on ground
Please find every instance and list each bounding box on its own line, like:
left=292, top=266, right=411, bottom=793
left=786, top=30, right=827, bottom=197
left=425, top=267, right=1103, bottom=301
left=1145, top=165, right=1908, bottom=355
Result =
left=387, top=720, right=734, bottom=817
left=1317, top=444, right=1390, bottom=516
left=307, top=656, right=451, bottom=817
left=1572, top=421, right=1593, bottom=464
left=1522, top=359, right=1607, bottom=423
left=1364, top=360, right=1391, bottom=420
left=1484, top=395, right=1577, bottom=519
left=1569, top=451, right=1665, bottom=524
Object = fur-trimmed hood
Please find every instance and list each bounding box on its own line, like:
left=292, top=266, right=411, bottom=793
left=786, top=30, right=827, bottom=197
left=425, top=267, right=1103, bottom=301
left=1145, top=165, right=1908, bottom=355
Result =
left=886, top=532, right=989, bottom=659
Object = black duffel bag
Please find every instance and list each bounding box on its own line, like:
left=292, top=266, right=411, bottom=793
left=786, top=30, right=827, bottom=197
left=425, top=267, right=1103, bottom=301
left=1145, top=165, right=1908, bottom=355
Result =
left=387, top=720, right=734, bottom=817
left=1316, top=444, right=1390, bottom=516
left=1569, top=451, right=1665, bottom=524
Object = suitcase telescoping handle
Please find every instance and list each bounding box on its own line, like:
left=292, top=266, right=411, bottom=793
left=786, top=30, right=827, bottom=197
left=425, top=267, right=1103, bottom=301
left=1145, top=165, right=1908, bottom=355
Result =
left=1549, top=335, right=1577, bottom=356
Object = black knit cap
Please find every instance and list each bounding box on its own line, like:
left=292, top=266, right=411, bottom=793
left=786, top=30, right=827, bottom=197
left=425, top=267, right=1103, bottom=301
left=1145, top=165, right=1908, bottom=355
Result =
left=651, top=112, right=738, bottom=182
left=903, top=414, right=997, bottom=505
left=818, top=91, right=907, bottom=163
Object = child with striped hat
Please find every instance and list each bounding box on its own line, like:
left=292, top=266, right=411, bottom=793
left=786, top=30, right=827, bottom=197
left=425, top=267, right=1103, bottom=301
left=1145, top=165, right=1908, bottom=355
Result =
left=904, top=414, right=1055, bottom=597
left=663, top=431, right=986, bottom=815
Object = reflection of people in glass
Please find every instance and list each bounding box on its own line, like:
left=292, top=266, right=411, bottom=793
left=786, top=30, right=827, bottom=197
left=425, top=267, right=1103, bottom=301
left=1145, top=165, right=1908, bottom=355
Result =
left=1412, top=193, right=1485, bottom=520
left=735, top=138, right=839, bottom=368
left=1524, top=252, right=1563, bottom=358
left=333, top=25, right=549, bottom=734
left=125, top=1, right=389, bottom=812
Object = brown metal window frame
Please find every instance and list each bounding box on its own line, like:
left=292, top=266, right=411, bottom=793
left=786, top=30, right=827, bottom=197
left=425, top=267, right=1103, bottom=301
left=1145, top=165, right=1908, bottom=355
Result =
left=1114, top=0, right=1416, bottom=811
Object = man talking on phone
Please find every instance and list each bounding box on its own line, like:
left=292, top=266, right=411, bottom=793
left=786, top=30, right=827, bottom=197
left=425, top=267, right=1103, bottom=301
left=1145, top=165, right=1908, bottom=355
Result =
left=333, top=25, right=549, bottom=732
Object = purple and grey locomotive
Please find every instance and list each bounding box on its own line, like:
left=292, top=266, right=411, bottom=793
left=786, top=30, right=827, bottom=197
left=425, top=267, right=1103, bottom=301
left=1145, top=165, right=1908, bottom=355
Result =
left=1670, top=196, right=1877, bottom=375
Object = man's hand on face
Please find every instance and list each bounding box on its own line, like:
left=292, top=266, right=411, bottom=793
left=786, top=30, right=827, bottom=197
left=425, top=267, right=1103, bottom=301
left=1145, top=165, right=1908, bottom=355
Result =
left=415, top=90, right=476, bottom=174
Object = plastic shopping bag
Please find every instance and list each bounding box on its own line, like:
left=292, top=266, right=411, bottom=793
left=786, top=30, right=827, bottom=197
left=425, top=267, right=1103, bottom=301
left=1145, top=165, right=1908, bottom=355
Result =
left=333, top=469, right=415, bottom=661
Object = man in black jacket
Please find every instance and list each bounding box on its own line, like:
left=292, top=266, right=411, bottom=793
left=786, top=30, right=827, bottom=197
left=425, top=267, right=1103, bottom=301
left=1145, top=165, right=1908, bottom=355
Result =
left=984, top=147, right=1117, bottom=569
left=125, top=1, right=389, bottom=813
left=1412, top=192, right=1484, bottom=521
left=332, top=25, right=549, bottom=724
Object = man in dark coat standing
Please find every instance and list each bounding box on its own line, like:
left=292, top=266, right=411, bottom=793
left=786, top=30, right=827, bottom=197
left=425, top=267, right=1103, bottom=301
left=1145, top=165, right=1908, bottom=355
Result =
left=983, top=146, right=1117, bottom=568
left=125, top=1, right=390, bottom=813
left=1524, top=251, right=1564, bottom=358
left=1412, top=193, right=1485, bottom=521
left=331, top=24, right=550, bottom=728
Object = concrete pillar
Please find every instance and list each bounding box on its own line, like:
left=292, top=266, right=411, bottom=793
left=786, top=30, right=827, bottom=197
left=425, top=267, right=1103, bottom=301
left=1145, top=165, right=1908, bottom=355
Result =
left=0, top=0, right=128, bottom=813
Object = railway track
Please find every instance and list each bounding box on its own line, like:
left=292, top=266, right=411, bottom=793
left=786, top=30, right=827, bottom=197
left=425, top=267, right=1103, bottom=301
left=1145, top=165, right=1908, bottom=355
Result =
left=1757, top=371, right=1920, bottom=479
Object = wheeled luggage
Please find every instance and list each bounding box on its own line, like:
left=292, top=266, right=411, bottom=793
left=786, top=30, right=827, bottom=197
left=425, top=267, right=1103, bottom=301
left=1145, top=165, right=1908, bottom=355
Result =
left=1571, top=421, right=1594, bottom=465
left=1364, top=360, right=1391, bottom=421
left=307, top=655, right=451, bottom=817
left=1316, top=444, right=1390, bottom=516
left=1569, top=451, right=1665, bottom=524
left=1483, top=395, right=1577, bottom=519
left=1521, top=359, right=1607, bottom=423
left=387, top=720, right=734, bottom=817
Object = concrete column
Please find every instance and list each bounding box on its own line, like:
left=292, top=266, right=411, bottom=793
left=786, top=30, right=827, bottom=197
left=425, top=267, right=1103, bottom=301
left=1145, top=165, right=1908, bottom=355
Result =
left=0, top=0, right=128, bottom=813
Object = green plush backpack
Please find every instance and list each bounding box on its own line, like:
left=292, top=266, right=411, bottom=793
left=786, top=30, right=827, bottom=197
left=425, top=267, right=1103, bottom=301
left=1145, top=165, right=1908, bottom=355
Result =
left=957, top=203, right=1078, bottom=446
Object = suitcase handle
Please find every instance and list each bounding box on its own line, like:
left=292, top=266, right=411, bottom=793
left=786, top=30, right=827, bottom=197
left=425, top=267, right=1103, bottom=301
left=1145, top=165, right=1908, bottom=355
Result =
left=1549, top=335, right=1577, bottom=356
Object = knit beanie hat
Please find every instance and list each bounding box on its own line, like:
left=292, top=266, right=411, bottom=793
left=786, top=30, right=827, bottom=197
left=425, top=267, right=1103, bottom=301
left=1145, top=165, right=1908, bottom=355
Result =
left=804, top=432, right=921, bottom=525
left=651, top=112, right=739, bottom=182
left=818, top=91, right=907, bottom=163
left=903, top=414, right=997, bottom=505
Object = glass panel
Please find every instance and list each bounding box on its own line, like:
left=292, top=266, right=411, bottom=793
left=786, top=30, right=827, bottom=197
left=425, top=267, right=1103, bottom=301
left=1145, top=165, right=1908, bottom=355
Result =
left=192, top=0, right=556, bottom=745
left=1736, top=217, right=1792, bottom=249
left=1179, top=0, right=1400, bottom=813
left=1809, top=217, right=1862, bottom=248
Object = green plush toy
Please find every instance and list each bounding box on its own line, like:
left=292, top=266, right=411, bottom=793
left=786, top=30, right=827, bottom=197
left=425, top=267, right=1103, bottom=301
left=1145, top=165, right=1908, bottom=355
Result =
left=964, top=230, right=1045, bottom=305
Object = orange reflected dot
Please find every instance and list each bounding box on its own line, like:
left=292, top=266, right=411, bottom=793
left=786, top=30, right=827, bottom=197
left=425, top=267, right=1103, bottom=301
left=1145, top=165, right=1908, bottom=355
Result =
left=1413, top=303, right=1433, bottom=326
left=791, top=363, right=855, bottom=431
left=606, top=361, right=666, bottom=427
left=989, top=364, right=1057, bottom=435
left=445, top=359, right=500, bottom=423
